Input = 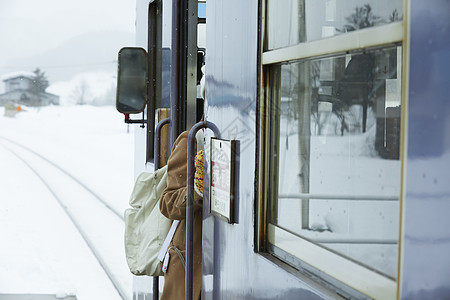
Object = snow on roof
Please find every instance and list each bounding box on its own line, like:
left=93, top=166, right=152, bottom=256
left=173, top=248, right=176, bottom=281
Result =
left=1, top=71, right=36, bottom=81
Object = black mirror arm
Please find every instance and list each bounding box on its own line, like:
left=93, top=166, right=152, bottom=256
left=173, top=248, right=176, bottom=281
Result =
left=123, top=112, right=147, bottom=128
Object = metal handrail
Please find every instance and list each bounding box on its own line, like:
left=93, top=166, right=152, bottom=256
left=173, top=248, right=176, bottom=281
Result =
left=310, top=237, right=398, bottom=244
left=279, top=193, right=398, bottom=202
left=153, top=117, right=170, bottom=300
left=186, top=121, right=220, bottom=300
left=273, top=224, right=398, bottom=244
left=154, top=118, right=171, bottom=170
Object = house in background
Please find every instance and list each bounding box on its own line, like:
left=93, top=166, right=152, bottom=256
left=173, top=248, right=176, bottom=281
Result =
left=0, top=71, right=59, bottom=106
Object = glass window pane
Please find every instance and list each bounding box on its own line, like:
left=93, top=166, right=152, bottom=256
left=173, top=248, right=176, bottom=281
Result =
left=266, top=0, right=403, bottom=50
left=270, top=46, right=402, bottom=278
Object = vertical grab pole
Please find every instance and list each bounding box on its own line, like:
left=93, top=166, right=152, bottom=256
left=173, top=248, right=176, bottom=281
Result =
left=155, top=118, right=171, bottom=170
left=186, top=121, right=220, bottom=300
left=153, top=117, right=170, bottom=300
left=170, top=0, right=182, bottom=147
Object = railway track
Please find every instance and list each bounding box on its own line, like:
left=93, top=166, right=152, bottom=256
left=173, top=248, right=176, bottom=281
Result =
left=0, top=136, right=131, bottom=300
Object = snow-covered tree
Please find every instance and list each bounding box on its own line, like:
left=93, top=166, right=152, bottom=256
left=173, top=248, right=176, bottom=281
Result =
left=31, top=68, right=49, bottom=93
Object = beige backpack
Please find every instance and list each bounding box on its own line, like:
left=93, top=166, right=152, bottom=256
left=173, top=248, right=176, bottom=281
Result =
left=124, top=165, right=171, bottom=276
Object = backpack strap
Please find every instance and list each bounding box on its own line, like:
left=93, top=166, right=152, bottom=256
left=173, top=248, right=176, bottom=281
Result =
left=158, top=220, right=180, bottom=262
left=168, top=246, right=186, bottom=271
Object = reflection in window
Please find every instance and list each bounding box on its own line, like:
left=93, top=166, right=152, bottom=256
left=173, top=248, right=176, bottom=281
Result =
left=269, top=46, right=402, bottom=278
left=267, top=0, right=403, bottom=49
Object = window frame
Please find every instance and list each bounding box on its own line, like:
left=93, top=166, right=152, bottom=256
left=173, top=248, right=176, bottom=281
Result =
left=257, top=1, right=408, bottom=299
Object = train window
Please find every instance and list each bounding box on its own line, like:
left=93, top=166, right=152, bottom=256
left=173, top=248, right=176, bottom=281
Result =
left=267, top=0, right=403, bottom=50
left=260, top=0, right=405, bottom=298
left=198, top=2, right=206, bottom=19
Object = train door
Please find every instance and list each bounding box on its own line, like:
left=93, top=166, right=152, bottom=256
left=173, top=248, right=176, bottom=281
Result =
left=116, top=0, right=206, bottom=298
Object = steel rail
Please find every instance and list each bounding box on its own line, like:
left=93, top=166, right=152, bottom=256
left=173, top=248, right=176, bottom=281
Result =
left=0, top=140, right=129, bottom=300
left=0, top=136, right=123, bottom=220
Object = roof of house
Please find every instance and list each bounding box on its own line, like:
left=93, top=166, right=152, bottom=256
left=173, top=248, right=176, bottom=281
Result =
left=1, top=71, right=36, bottom=82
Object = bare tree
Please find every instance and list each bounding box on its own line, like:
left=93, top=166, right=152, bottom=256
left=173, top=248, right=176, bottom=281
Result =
left=71, top=79, right=91, bottom=105
left=389, top=9, right=402, bottom=22
left=342, top=4, right=382, bottom=32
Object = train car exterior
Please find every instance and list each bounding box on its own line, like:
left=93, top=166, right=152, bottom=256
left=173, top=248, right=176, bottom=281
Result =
left=119, top=0, right=450, bottom=299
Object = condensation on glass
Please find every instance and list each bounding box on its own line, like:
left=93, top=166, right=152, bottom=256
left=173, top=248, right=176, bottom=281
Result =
left=266, top=0, right=403, bottom=50
left=269, top=46, right=402, bottom=279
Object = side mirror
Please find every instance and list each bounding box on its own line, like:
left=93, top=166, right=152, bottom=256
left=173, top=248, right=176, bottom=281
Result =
left=116, top=47, right=148, bottom=114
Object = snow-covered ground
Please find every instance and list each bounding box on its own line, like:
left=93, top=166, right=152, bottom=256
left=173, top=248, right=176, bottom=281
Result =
left=0, top=90, right=136, bottom=299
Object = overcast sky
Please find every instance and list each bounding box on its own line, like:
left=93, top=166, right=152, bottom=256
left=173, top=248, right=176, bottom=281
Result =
left=0, top=0, right=136, bottom=67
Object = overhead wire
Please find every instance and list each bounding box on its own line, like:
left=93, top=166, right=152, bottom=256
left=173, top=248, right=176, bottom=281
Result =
left=0, top=60, right=118, bottom=70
